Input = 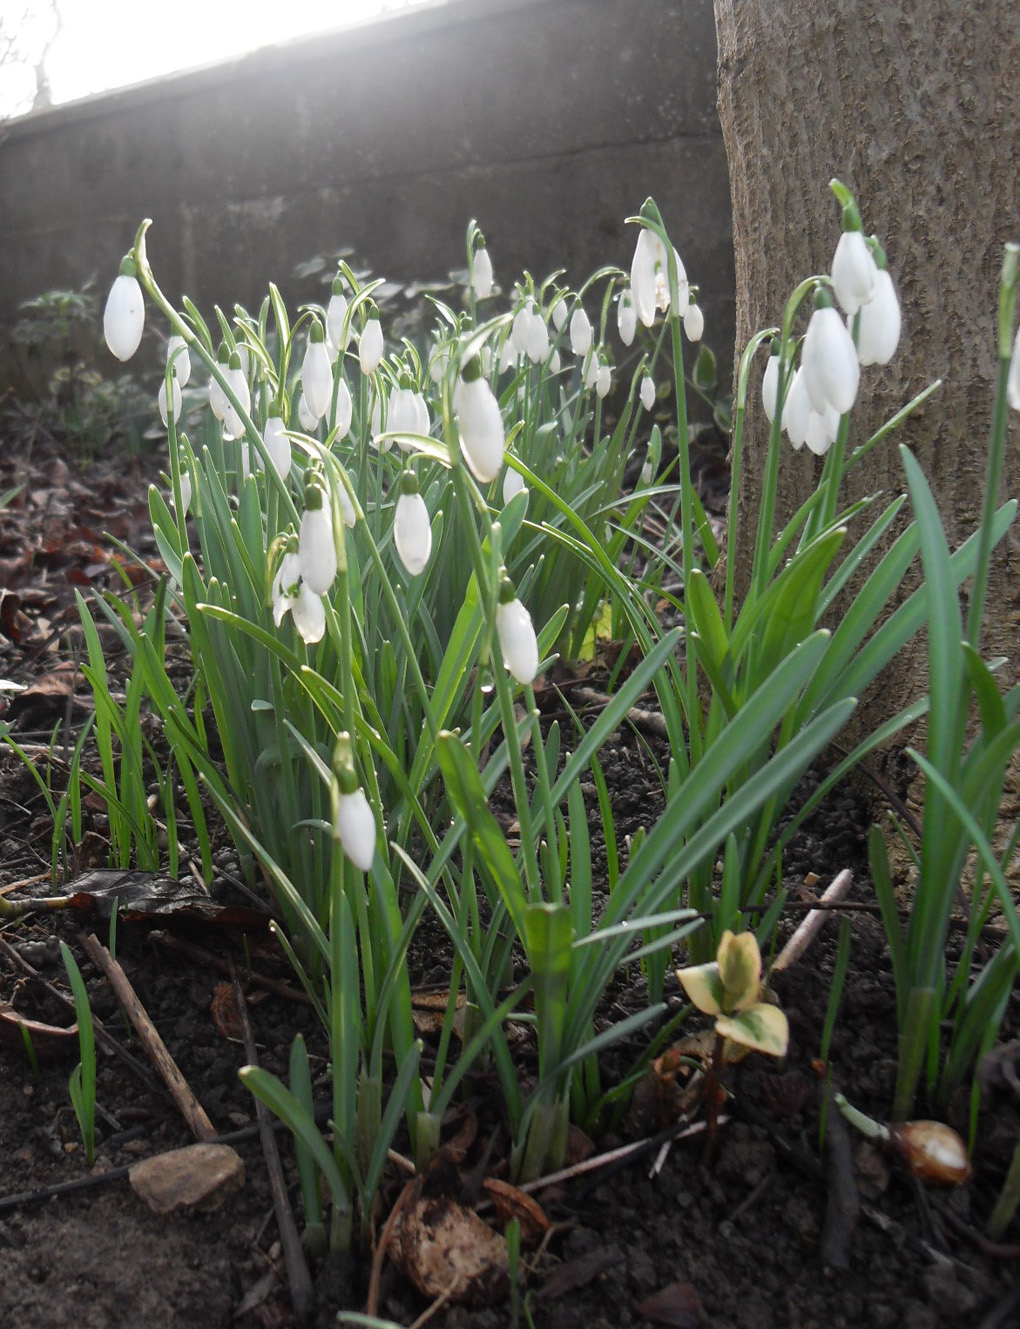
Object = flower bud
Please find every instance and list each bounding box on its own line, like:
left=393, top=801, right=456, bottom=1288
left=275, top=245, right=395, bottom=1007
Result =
left=334, top=788, right=376, bottom=872
left=221, top=353, right=251, bottom=441
left=762, top=341, right=781, bottom=422
left=103, top=260, right=144, bottom=361
left=801, top=290, right=860, bottom=416
left=301, top=321, right=334, bottom=421
left=854, top=266, right=901, bottom=367
left=393, top=472, right=432, bottom=576
left=831, top=227, right=877, bottom=317
left=550, top=294, right=569, bottom=332
left=569, top=307, right=593, bottom=357
left=683, top=302, right=704, bottom=343
left=454, top=361, right=505, bottom=483
left=640, top=374, right=656, bottom=412
left=166, top=335, right=191, bottom=387
left=359, top=309, right=384, bottom=375
left=472, top=245, right=494, bottom=299
left=263, top=415, right=291, bottom=479
left=158, top=375, right=182, bottom=428
left=617, top=287, right=637, bottom=346
left=326, top=279, right=350, bottom=357
left=496, top=582, right=539, bottom=685
left=299, top=488, right=338, bottom=595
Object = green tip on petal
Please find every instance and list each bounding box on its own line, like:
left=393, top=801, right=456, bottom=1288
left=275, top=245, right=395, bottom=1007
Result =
left=769, top=336, right=781, bottom=357
left=118, top=253, right=138, bottom=278
left=841, top=200, right=863, bottom=233
left=461, top=355, right=484, bottom=384
left=332, top=735, right=359, bottom=792
left=398, top=469, right=419, bottom=496
left=216, top=342, right=230, bottom=364
left=229, top=350, right=242, bottom=370
left=498, top=573, right=517, bottom=606
left=812, top=286, right=835, bottom=311
left=331, top=274, right=345, bottom=295
left=303, top=481, right=325, bottom=510
left=309, top=320, right=325, bottom=343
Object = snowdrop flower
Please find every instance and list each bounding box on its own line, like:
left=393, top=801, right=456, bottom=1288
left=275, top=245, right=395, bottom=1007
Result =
left=684, top=301, right=704, bottom=342
left=527, top=308, right=550, bottom=364
left=325, top=277, right=350, bottom=358
left=263, top=414, right=291, bottom=480
left=1009, top=326, right=1020, bottom=412
left=158, top=374, right=182, bottom=428
left=550, top=294, right=569, bottom=333
left=359, top=308, right=384, bottom=375
left=496, top=580, right=539, bottom=685
left=369, top=391, right=392, bottom=452
left=172, top=467, right=192, bottom=515
left=393, top=471, right=432, bottom=576
left=617, top=286, right=637, bottom=346
left=801, top=290, right=860, bottom=416
left=595, top=360, right=612, bottom=399
left=388, top=380, right=418, bottom=451
left=631, top=226, right=688, bottom=327
left=299, top=482, right=338, bottom=596
left=221, top=352, right=251, bottom=441
left=331, top=748, right=377, bottom=873
left=831, top=222, right=877, bottom=317
left=498, top=337, right=518, bottom=374
left=511, top=299, right=533, bottom=354
left=301, top=321, right=334, bottom=421
left=208, top=344, right=230, bottom=421
left=166, top=335, right=191, bottom=387
left=761, top=342, right=781, bottom=422
left=334, top=378, right=354, bottom=440
left=273, top=551, right=326, bottom=645
left=640, top=374, right=656, bottom=412
left=103, top=258, right=144, bottom=361
left=854, top=262, right=901, bottom=367
left=569, top=306, right=593, bottom=357
left=454, top=358, right=505, bottom=483
left=583, top=350, right=599, bottom=392
left=503, top=463, right=526, bottom=504
left=781, top=366, right=812, bottom=450
left=471, top=243, right=494, bottom=300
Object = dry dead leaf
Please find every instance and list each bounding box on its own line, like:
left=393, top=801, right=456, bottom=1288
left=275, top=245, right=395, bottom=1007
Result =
left=482, top=1177, right=550, bottom=1244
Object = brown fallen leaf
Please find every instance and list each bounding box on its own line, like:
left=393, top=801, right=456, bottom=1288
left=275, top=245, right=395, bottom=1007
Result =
left=389, top=1190, right=508, bottom=1305
left=482, top=1178, right=550, bottom=1244
left=635, top=1280, right=706, bottom=1327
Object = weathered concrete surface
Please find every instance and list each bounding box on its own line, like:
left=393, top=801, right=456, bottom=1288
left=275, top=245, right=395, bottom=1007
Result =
left=0, top=0, right=732, bottom=386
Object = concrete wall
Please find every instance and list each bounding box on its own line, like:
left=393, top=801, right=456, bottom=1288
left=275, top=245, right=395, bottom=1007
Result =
left=0, top=0, right=732, bottom=388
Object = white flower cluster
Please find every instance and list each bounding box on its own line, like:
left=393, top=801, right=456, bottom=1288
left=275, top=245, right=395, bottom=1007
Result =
left=764, top=215, right=902, bottom=455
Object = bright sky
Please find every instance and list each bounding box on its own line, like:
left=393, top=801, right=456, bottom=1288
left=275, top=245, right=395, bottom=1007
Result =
left=3, top=0, right=434, bottom=116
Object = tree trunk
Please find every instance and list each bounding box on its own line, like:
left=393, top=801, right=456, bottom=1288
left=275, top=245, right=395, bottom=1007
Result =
left=714, top=0, right=1020, bottom=750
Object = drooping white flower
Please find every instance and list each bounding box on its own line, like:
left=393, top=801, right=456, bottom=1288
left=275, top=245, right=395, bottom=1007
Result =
left=166, top=335, right=191, bottom=387
left=569, top=306, right=593, bottom=357
left=334, top=378, right=354, bottom=440
left=583, top=350, right=599, bottom=392
left=684, top=302, right=705, bottom=342
left=208, top=346, right=229, bottom=421
left=158, top=375, right=182, bottom=428
left=640, top=374, right=656, bottom=412
left=393, top=473, right=432, bottom=576
left=526, top=309, right=550, bottom=364
left=454, top=361, right=505, bottom=483
left=831, top=228, right=877, bottom=317
left=548, top=347, right=562, bottom=375
left=781, top=366, right=812, bottom=450
left=263, top=415, right=291, bottom=479
left=550, top=294, right=569, bottom=332
left=631, top=227, right=688, bottom=327
left=359, top=310, right=384, bottom=375
left=595, top=361, right=612, bottom=399
left=334, top=787, right=376, bottom=872
left=302, top=322, right=334, bottom=420
left=472, top=245, right=494, bottom=299
left=854, top=267, right=901, bottom=367
left=503, top=464, right=526, bottom=504
left=221, top=354, right=251, bottom=441
left=172, top=468, right=192, bottom=514
left=337, top=477, right=357, bottom=529
left=272, top=551, right=326, bottom=645
left=388, top=383, right=417, bottom=451
left=496, top=589, right=539, bottom=685
left=103, top=264, right=144, bottom=361
left=325, top=279, right=350, bottom=358
left=498, top=337, right=518, bottom=373
left=297, top=392, right=319, bottom=431
left=801, top=295, right=860, bottom=416
left=617, top=287, right=637, bottom=346
left=299, top=488, right=338, bottom=595
left=1009, top=326, right=1020, bottom=412
left=370, top=391, right=392, bottom=453
left=762, top=346, right=781, bottom=423
left=511, top=300, right=533, bottom=354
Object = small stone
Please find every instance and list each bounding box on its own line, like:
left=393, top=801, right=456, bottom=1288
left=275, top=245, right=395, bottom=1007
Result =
left=129, top=1142, right=245, bottom=1216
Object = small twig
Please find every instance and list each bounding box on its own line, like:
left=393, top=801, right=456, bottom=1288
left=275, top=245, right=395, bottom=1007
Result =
left=81, top=932, right=216, bottom=1142
left=153, top=931, right=311, bottom=1004
left=773, top=869, right=854, bottom=972
left=367, top=1176, right=418, bottom=1319
left=819, top=1082, right=860, bottom=1269
left=0, top=933, right=165, bottom=1100
left=230, top=959, right=315, bottom=1324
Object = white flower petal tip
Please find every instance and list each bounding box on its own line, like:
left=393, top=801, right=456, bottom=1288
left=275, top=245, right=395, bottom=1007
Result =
left=103, top=274, right=144, bottom=361
left=394, top=491, right=432, bottom=576
left=472, top=247, right=494, bottom=299
left=502, top=466, right=526, bottom=504
left=831, top=230, right=878, bottom=316
left=335, top=789, right=377, bottom=872
left=855, top=268, right=902, bottom=367
left=299, top=501, right=338, bottom=596
left=454, top=374, right=505, bottom=483
left=496, top=597, right=540, bottom=685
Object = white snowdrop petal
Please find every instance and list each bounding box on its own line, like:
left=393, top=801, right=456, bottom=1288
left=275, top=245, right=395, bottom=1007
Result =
left=855, top=268, right=902, bottom=367
left=472, top=247, right=493, bottom=299
left=394, top=491, right=432, bottom=576
left=617, top=289, right=637, bottom=346
left=831, top=230, right=877, bottom=317
left=1009, top=327, right=1020, bottom=412
left=596, top=363, right=612, bottom=399
left=166, top=335, right=191, bottom=387
left=299, top=503, right=338, bottom=595
left=640, top=376, right=656, bottom=412
left=762, top=355, right=780, bottom=423
left=496, top=598, right=539, bottom=685
left=551, top=296, right=569, bottom=332
left=503, top=466, right=526, bottom=504
left=103, top=274, right=145, bottom=361
left=326, top=291, right=350, bottom=356
left=684, top=303, right=704, bottom=342
left=454, top=376, right=505, bottom=483
left=335, top=789, right=376, bottom=872
left=802, top=306, right=860, bottom=416
left=527, top=312, right=549, bottom=364
left=782, top=367, right=811, bottom=448
left=291, top=582, right=326, bottom=644
left=334, top=379, right=354, bottom=439
left=569, top=307, right=593, bottom=357
left=302, top=339, right=334, bottom=420
left=263, top=416, right=291, bottom=479
left=221, top=366, right=251, bottom=440
left=359, top=319, right=384, bottom=375
left=158, top=376, right=182, bottom=427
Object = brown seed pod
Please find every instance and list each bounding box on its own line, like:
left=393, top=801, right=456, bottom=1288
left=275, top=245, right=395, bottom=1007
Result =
left=888, top=1120, right=972, bottom=1186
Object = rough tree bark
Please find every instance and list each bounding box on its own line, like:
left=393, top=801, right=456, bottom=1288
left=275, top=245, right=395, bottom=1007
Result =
left=713, top=0, right=1020, bottom=751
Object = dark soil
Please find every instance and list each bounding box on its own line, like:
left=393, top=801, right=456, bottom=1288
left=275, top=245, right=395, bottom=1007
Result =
left=1, top=439, right=1019, bottom=1329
